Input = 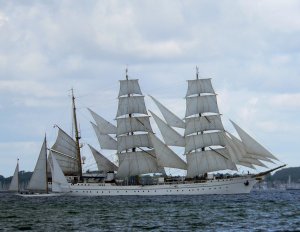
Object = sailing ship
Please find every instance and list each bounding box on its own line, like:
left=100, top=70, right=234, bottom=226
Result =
left=48, top=69, right=284, bottom=196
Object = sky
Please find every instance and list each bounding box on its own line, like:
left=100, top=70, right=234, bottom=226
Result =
left=0, top=0, right=299, bottom=177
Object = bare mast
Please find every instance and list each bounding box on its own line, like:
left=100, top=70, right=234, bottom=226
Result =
left=71, top=89, right=83, bottom=179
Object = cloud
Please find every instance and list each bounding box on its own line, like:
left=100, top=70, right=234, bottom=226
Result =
left=0, top=80, right=59, bottom=98
left=0, top=0, right=300, bottom=176
left=269, top=93, right=300, bottom=109
left=0, top=11, right=8, bottom=27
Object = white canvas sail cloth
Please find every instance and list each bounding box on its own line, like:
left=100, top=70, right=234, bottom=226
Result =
left=184, top=77, right=237, bottom=177
left=9, top=161, right=19, bottom=192
left=186, top=149, right=237, bottom=177
left=91, top=122, right=117, bottom=150
left=185, top=95, right=220, bottom=117
left=117, top=116, right=152, bottom=136
left=116, top=96, right=148, bottom=117
left=88, top=108, right=117, bottom=134
left=50, top=128, right=79, bottom=175
left=225, top=133, right=269, bottom=168
left=185, top=115, right=224, bottom=136
left=88, top=145, right=118, bottom=172
left=149, top=133, right=187, bottom=170
left=149, top=95, right=185, bottom=128
left=149, top=111, right=185, bottom=147
left=117, top=150, right=161, bottom=178
left=49, top=151, right=70, bottom=193
left=27, top=137, right=48, bottom=192
left=186, top=79, right=215, bottom=97
left=118, top=79, right=143, bottom=97
left=116, top=77, right=162, bottom=178
left=230, top=120, right=279, bottom=161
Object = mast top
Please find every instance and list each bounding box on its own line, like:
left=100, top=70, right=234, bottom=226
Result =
left=196, top=66, right=199, bottom=80
left=125, top=67, right=129, bottom=80
left=71, top=88, right=75, bottom=100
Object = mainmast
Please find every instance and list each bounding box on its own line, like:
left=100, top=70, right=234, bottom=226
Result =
left=71, top=89, right=83, bottom=179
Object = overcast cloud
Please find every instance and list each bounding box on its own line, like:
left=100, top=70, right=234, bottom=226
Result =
left=0, top=0, right=299, bottom=176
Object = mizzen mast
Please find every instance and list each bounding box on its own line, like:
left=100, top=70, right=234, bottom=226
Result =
left=71, top=88, right=83, bottom=179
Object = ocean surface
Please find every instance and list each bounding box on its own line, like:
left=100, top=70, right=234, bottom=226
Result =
left=0, top=190, right=299, bottom=231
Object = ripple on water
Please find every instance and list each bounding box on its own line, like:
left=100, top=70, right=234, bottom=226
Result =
left=0, top=191, right=300, bottom=231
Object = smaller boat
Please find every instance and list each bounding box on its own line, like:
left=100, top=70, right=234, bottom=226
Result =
left=18, top=136, right=70, bottom=197
left=286, top=175, right=300, bottom=191
left=8, top=159, right=19, bottom=193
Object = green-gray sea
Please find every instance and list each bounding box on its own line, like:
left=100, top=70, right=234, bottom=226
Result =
left=0, top=191, right=300, bottom=231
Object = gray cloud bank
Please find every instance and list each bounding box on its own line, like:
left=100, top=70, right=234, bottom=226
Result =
left=0, top=0, right=299, bottom=176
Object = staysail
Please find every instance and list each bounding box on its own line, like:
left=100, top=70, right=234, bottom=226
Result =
left=88, top=145, right=118, bottom=172
left=149, top=133, right=187, bottom=170
left=149, top=110, right=185, bottom=147
left=149, top=95, right=185, bottom=128
left=88, top=108, right=117, bottom=134
left=27, top=137, right=48, bottom=192
left=9, top=161, right=19, bottom=192
left=230, top=120, right=279, bottom=161
left=49, top=151, right=70, bottom=193
left=91, top=122, right=117, bottom=150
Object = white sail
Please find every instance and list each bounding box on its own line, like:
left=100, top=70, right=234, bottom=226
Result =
left=228, top=133, right=269, bottom=168
left=117, top=150, right=161, bottom=178
left=149, top=133, right=187, bottom=170
left=91, top=122, right=117, bottom=150
left=186, top=79, right=215, bottom=96
left=247, top=154, right=275, bottom=163
left=49, top=151, right=70, bottom=193
left=186, top=149, right=237, bottom=178
left=116, top=96, right=147, bottom=117
left=150, top=111, right=185, bottom=147
left=9, top=162, right=19, bottom=192
left=185, top=95, right=219, bottom=117
left=224, top=134, right=255, bottom=169
left=117, top=134, right=151, bottom=153
left=224, top=134, right=261, bottom=169
left=27, top=137, right=48, bottom=192
left=88, top=108, right=117, bottom=134
left=117, top=116, right=153, bottom=136
left=51, top=128, right=79, bottom=175
left=88, top=145, right=118, bottom=172
left=185, top=132, right=226, bottom=154
left=230, top=120, right=278, bottom=161
left=149, top=95, right=185, bottom=128
left=118, top=79, right=143, bottom=97
left=185, top=115, right=224, bottom=136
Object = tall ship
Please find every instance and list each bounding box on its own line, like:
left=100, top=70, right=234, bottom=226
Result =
left=48, top=69, right=284, bottom=196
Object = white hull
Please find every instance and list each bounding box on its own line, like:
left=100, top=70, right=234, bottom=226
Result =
left=17, top=192, right=65, bottom=197
left=67, top=176, right=258, bottom=196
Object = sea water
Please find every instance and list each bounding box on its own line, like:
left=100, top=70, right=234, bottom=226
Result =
left=0, top=190, right=299, bottom=231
